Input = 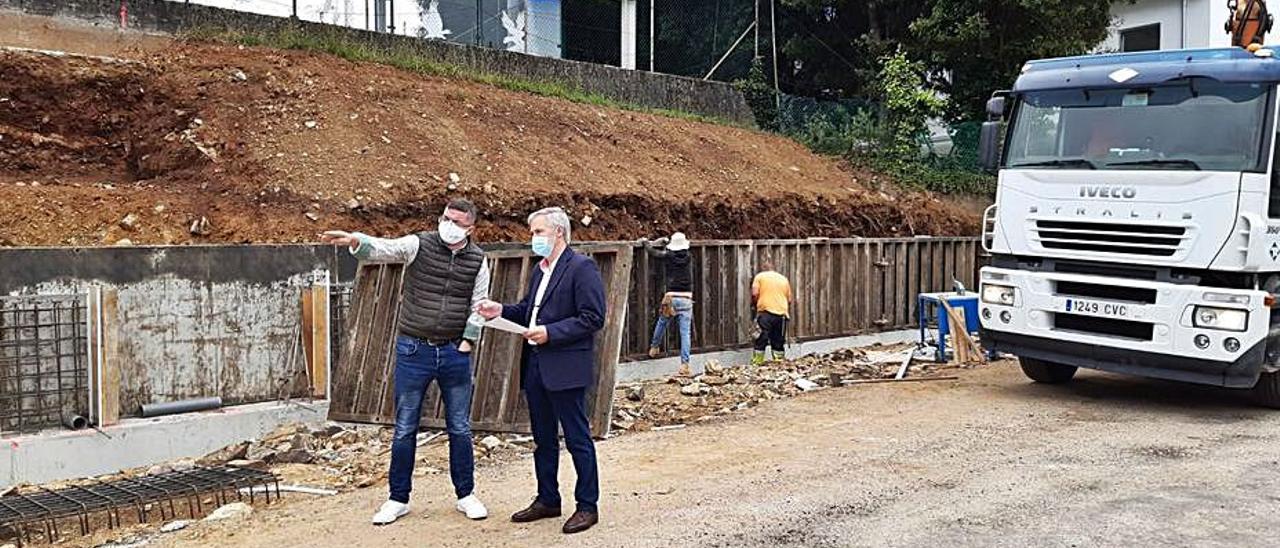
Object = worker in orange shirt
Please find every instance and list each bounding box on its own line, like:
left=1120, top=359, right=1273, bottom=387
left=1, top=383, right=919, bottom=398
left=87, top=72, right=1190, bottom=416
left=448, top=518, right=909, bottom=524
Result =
left=751, top=261, right=792, bottom=365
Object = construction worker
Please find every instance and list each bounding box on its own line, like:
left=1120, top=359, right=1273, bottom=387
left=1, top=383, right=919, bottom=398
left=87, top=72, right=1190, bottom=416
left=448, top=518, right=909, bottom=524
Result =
left=751, top=261, right=792, bottom=365
left=640, top=232, right=695, bottom=377
left=320, top=198, right=490, bottom=526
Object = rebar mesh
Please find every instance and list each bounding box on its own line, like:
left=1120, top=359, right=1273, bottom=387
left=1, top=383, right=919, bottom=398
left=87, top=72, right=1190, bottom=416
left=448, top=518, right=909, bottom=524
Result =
left=0, top=466, right=279, bottom=546
left=329, top=282, right=355, bottom=365
left=0, top=295, right=89, bottom=434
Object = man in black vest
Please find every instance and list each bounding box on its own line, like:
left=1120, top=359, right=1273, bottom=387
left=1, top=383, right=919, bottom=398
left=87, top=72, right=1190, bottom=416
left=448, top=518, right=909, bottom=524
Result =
left=320, top=198, right=490, bottom=526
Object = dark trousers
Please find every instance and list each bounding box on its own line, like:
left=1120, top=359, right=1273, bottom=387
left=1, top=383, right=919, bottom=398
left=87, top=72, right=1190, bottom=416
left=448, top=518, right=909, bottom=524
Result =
left=524, top=353, right=599, bottom=513
left=755, top=311, right=787, bottom=353
left=388, top=335, right=474, bottom=504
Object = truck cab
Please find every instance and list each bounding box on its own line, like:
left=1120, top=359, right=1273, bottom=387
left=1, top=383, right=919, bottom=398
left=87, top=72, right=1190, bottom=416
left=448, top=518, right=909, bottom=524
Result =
left=977, top=47, right=1280, bottom=406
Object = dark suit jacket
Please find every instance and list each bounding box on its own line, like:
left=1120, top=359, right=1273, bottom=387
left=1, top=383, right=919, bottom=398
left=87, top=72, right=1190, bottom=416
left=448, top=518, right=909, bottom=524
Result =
left=501, top=247, right=607, bottom=391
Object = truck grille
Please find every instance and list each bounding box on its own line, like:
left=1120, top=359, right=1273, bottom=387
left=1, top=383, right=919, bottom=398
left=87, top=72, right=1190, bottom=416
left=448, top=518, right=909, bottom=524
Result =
left=1034, top=220, right=1187, bottom=257
left=1053, top=313, right=1154, bottom=341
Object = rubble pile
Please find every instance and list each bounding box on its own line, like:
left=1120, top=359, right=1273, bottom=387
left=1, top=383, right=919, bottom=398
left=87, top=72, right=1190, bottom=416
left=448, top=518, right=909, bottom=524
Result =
left=3, top=423, right=532, bottom=502
left=611, top=344, right=938, bottom=432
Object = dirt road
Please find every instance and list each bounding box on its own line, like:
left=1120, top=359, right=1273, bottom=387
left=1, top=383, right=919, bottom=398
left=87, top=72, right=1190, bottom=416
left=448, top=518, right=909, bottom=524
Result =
left=147, top=362, right=1280, bottom=547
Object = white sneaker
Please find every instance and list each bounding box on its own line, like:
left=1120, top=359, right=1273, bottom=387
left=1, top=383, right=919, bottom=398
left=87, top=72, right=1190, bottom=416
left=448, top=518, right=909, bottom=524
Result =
left=372, top=500, right=410, bottom=525
left=455, top=494, right=489, bottom=520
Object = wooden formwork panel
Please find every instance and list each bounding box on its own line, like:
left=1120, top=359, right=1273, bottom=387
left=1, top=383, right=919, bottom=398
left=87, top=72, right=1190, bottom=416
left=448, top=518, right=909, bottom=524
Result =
left=619, top=237, right=982, bottom=359
left=327, top=246, right=632, bottom=436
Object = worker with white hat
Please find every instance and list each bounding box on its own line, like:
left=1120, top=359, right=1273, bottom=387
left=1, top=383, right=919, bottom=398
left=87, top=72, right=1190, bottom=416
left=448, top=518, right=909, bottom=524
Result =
left=639, top=232, right=695, bottom=376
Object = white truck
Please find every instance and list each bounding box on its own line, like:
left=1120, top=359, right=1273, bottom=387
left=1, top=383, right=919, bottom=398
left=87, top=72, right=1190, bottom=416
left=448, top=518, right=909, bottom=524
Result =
left=976, top=45, right=1280, bottom=406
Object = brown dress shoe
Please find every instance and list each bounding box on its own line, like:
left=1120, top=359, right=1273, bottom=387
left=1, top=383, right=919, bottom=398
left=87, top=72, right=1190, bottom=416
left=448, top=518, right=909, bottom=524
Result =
left=562, top=510, right=598, bottom=534
left=511, top=500, right=561, bottom=523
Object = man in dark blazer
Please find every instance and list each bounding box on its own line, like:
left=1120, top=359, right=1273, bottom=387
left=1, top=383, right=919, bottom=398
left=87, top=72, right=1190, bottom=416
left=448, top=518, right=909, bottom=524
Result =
left=476, top=206, right=606, bottom=534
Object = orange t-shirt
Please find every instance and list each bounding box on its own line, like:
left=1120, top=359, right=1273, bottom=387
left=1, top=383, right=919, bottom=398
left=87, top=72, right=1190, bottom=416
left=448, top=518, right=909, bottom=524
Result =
left=752, top=271, right=792, bottom=317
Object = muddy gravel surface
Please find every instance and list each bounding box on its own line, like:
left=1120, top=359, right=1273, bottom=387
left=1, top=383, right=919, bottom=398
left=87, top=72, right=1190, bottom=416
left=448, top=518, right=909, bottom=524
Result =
left=107, top=363, right=1280, bottom=548
left=0, top=13, right=977, bottom=247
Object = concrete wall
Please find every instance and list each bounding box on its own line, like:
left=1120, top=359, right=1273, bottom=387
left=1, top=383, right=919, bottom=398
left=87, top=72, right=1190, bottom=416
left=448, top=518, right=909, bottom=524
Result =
left=0, top=245, right=356, bottom=417
left=0, top=0, right=756, bottom=125
left=1103, top=0, right=1228, bottom=51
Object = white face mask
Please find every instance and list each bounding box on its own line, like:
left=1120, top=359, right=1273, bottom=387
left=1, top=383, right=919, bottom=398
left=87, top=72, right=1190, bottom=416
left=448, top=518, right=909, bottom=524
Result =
left=439, top=218, right=468, bottom=245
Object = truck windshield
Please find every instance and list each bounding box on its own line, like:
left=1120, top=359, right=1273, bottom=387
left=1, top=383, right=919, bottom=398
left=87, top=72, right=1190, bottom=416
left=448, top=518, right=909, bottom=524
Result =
left=1004, top=79, right=1272, bottom=172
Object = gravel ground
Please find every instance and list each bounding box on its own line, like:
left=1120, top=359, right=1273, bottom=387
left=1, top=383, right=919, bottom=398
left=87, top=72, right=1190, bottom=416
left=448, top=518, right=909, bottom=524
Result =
left=148, top=361, right=1280, bottom=548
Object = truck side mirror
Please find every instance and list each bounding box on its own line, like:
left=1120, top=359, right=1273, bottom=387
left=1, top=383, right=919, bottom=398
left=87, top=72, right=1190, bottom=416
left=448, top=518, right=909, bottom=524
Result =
left=979, top=121, right=1002, bottom=172
left=986, top=96, right=1007, bottom=120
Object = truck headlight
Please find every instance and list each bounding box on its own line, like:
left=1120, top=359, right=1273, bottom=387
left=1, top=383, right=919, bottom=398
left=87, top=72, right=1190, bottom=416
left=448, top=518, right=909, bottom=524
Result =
left=1192, top=306, right=1248, bottom=332
left=981, top=284, right=1017, bottom=306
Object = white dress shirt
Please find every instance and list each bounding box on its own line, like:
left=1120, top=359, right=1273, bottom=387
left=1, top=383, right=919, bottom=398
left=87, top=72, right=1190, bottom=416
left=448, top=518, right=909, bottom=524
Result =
left=527, top=252, right=562, bottom=345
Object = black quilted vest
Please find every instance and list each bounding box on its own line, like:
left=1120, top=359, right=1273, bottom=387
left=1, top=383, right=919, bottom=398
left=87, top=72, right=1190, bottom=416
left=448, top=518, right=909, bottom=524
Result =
left=398, top=232, right=484, bottom=341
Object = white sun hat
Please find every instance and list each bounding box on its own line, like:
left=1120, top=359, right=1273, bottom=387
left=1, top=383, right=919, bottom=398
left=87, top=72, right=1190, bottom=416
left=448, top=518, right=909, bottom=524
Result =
left=667, top=232, right=690, bottom=251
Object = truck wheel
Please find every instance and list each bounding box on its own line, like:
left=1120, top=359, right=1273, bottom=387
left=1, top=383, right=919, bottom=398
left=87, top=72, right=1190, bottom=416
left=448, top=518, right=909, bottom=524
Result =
left=1019, top=357, right=1077, bottom=384
left=1253, top=371, right=1280, bottom=409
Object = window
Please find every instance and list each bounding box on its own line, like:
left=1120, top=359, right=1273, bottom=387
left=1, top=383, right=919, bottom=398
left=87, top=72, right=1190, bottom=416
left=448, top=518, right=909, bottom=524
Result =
left=1120, top=24, right=1161, bottom=52
left=1005, top=80, right=1272, bottom=173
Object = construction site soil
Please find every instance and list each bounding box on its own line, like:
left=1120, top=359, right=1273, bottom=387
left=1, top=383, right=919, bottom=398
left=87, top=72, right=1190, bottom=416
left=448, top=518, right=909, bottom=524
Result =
left=0, top=14, right=977, bottom=246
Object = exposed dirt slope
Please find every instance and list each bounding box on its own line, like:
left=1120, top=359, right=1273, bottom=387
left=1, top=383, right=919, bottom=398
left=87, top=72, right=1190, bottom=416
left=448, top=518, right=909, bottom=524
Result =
left=0, top=15, right=977, bottom=246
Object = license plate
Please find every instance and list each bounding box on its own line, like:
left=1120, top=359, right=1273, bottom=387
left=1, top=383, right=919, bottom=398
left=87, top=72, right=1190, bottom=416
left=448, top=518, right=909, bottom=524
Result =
left=1063, top=298, right=1131, bottom=319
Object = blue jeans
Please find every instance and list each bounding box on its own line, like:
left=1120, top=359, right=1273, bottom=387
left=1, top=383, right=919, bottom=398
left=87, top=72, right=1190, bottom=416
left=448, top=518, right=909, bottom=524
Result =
left=388, top=335, right=474, bottom=503
left=525, top=354, right=598, bottom=513
left=650, top=297, right=693, bottom=363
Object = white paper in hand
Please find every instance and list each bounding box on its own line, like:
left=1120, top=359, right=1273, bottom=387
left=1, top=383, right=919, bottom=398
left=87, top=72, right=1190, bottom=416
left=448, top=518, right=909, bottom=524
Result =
left=484, top=317, right=530, bottom=335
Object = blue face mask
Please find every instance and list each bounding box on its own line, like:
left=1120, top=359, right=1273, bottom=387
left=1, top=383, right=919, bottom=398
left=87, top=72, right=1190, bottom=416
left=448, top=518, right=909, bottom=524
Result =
left=531, top=235, right=554, bottom=257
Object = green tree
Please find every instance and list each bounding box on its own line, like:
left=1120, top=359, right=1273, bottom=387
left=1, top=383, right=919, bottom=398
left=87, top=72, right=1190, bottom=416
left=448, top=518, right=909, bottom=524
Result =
left=735, top=57, right=780, bottom=130
left=909, top=0, right=1115, bottom=121
left=877, top=49, right=945, bottom=161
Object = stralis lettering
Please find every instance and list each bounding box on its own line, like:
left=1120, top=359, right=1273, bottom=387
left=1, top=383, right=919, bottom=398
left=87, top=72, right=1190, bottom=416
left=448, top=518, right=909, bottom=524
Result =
left=1079, top=186, right=1138, bottom=199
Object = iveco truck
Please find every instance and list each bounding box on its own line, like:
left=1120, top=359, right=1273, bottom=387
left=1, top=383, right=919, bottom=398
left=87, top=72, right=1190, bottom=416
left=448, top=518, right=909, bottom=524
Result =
left=976, top=46, right=1280, bottom=406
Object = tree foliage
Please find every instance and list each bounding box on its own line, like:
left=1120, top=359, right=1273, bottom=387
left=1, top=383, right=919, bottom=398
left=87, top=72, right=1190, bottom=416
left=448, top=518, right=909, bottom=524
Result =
left=908, top=0, right=1115, bottom=121
left=769, top=0, right=1115, bottom=120
left=878, top=49, right=945, bottom=160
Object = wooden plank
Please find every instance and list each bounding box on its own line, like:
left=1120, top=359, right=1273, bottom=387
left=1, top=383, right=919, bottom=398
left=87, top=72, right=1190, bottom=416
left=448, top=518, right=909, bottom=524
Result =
left=872, top=241, right=886, bottom=328
left=894, top=242, right=909, bottom=328
left=717, top=245, right=732, bottom=348
left=589, top=246, right=632, bottom=435
left=88, top=289, right=101, bottom=426
left=697, top=245, right=711, bottom=350
left=100, top=289, right=121, bottom=426
left=372, top=265, right=406, bottom=421
left=932, top=240, right=946, bottom=293
left=843, top=376, right=959, bottom=385
left=300, top=290, right=315, bottom=394
left=855, top=243, right=865, bottom=330
left=311, top=285, right=330, bottom=399
left=940, top=299, right=983, bottom=363
left=736, top=242, right=754, bottom=347
left=906, top=241, right=920, bottom=327
left=341, top=265, right=381, bottom=417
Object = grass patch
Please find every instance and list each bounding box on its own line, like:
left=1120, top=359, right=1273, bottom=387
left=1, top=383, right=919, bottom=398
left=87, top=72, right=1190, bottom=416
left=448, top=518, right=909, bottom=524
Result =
left=182, top=26, right=738, bottom=127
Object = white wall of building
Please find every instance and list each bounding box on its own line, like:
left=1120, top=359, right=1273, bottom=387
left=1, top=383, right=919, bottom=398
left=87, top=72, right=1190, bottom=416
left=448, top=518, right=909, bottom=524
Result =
left=1102, top=0, right=1235, bottom=51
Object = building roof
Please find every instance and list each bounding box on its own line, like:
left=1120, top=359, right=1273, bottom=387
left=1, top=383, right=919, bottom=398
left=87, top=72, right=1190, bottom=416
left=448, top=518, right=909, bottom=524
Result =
left=1013, top=47, right=1280, bottom=92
